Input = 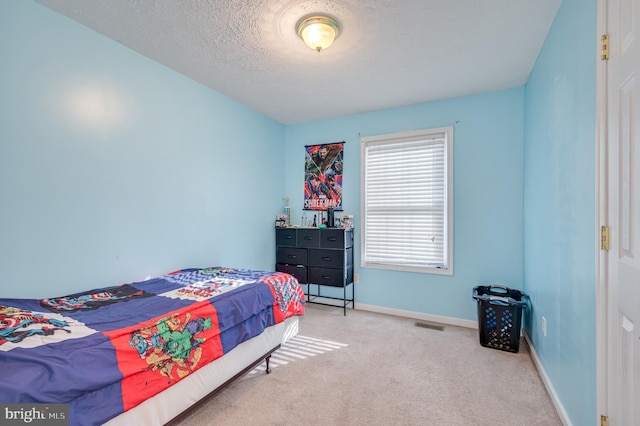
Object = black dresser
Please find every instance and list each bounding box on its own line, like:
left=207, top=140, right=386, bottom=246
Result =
left=275, top=227, right=354, bottom=315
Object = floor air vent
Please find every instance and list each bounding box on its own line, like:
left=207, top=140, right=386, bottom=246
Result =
left=414, top=321, right=445, bottom=331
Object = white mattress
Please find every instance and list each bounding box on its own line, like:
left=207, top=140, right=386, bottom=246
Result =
left=105, top=316, right=299, bottom=425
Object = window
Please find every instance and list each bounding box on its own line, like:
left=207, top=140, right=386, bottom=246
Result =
left=361, top=127, right=453, bottom=274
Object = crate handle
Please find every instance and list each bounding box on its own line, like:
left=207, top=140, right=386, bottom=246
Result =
left=473, top=293, right=528, bottom=308
left=473, top=294, right=510, bottom=303
left=488, top=296, right=511, bottom=306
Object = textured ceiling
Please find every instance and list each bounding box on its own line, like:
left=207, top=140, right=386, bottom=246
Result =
left=35, top=0, right=561, bottom=125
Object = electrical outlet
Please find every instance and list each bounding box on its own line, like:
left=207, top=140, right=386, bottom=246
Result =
left=541, top=316, right=547, bottom=337
left=354, top=273, right=359, bottom=283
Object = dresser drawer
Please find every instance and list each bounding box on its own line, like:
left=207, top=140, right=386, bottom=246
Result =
left=309, top=267, right=345, bottom=287
left=298, top=228, right=320, bottom=248
left=308, top=248, right=344, bottom=269
left=276, top=263, right=307, bottom=284
left=276, top=228, right=297, bottom=246
left=276, top=247, right=307, bottom=265
left=320, top=228, right=352, bottom=249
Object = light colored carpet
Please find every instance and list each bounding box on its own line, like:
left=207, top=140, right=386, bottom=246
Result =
left=176, top=304, right=561, bottom=426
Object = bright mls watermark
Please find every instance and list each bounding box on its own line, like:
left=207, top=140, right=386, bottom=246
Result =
left=0, top=404, right=68, bottom=425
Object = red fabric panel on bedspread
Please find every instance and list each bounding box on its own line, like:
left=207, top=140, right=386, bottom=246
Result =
left=0, top=267, right=304, bottom=426
left=104, top=301, right=223, bottom=411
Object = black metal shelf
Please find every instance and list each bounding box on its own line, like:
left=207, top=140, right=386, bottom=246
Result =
left=305, top=282, right=354, bottom=316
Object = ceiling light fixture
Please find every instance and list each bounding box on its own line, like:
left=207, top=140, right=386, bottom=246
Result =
left=296, top=15, right=340, bottom=52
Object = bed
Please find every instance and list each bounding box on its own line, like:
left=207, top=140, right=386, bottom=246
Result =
left=0, top=266, right=305, bottom=425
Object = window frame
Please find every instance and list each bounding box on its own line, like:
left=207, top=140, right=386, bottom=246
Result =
left=360, top=126, right=453, bottom=275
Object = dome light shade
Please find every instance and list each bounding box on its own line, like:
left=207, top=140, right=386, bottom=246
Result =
left=297, top=15, right=340, bottom=52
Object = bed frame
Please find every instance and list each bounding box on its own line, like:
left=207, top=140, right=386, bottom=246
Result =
left=105, top=316, right=299, bottom=425
left=166, top=344, right=279, bottom=425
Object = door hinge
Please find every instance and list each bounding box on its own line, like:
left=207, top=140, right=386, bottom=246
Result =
left=601, top=226, right=610, bottom=251
left=601, top=414, right=609, bottom=426
left=601, top=34, right=609, bottom=60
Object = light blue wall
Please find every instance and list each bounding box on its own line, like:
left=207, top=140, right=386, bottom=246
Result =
left=285, top=89, right=524, bottom=320
left=523, top=0, right=596, bottom=424
left=0, top=1, right=285, bottom=298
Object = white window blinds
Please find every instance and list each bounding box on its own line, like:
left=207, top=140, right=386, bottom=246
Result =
left=361, top=127, right=452, bottom=274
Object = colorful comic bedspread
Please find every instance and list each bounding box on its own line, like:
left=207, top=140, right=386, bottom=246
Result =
left=0, top=267, right=305, bottom=425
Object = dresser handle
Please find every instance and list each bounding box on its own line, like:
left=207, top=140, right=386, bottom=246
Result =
left=322, top=257, right=331, bottom=261
left=287, top=255, right=297, bottom=259
left=327, top=237, right=337, bottom=241
left=322, top=275, right=332, bottom=280
left=304, top=236, right=313, bottom=240
left=284, top=236, right=292, bottom=239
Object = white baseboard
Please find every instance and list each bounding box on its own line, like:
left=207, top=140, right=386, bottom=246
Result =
left=355, top=302, right=478, bottom=329
left=523, top=332, right=573, bottom=426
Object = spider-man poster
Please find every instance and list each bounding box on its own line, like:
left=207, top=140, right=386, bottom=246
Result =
left=304, top=142, right=344, bottom=211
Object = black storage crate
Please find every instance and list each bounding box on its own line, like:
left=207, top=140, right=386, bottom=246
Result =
left=473, top=285, right=527, bottom=353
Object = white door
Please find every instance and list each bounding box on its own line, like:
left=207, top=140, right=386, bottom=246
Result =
left=605, top=0, right=640, bottom=424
